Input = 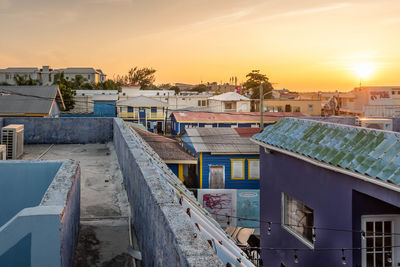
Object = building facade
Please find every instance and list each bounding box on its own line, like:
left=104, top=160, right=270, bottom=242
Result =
left=117, top=96, right=168, bottom=133
left=263, top=99, right=322, bottom=116
left=208, top=92, right=251, bottom=113
left=253, top=118, right=400, bottom=267
left=181, top=128, right=260, bottom=189
left=0, top=66, right=106, bottom=85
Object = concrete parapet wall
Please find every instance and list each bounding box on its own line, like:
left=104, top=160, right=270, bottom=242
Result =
left=113, top=118, right=222, bottom=266
left=0, top=117, right=113, bottom=144
left=0, top=160, right=80, bottom=267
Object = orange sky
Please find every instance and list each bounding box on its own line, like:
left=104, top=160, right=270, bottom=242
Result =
left=0, top=0, right=399, bottom=91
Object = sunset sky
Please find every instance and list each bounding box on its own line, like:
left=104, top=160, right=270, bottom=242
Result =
left=0, top=0, right=399, bottom=91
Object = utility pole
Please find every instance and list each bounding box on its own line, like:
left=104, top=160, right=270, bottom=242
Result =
left=260, top=84, right=264, bottom=131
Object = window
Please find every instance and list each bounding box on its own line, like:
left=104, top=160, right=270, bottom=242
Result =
left=225, top=103, right=233, bottom=110
left=128, top=107, right=133, bottom=112
left=277, top=106, right=283, bottom=112
left=198, top=100, right=201, bottom=106
left=294, top=107, right=301, bottom=112
left=308, top=104, right=313, bottom=111
left=248, top=159, right=260, bottom=179
left=231, top=159, right=245, bottom=179
left=241, top=103, right=248, bottom=110
left=362, top=215, right=400, bottom=267
left=282, top=193, right=314, bottom=247
left=151, top=107, right=157, bottom=113
left=202, top=100, right=207, bottom=106
left=49, top=74, right=52, bottom=82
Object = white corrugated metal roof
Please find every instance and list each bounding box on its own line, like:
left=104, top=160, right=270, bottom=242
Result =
left=117, top=95, right=168, bottom=107
left=184, top=128, right=259, bottom=153
left=208, top=92, right=250, bottom=101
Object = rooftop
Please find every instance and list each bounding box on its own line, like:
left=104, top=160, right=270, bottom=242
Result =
left=172, top=111, right=305, bottom=123
left=117, top=95, right=168, bottom=107
left=0, top=86, right=65, bottom=115
left=208, top=92, right=250, bottom=101
left=131, top=126, right=197, bottom=164
left=182, top=127, right=259, bottom=154
left=22, top=143, right=133, bottom=266
left=253, top=117, right=400, bottom=187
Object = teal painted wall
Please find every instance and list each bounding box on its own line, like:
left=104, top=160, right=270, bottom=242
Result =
left=200, top=153, right=260, bottom=189
left=0, top=162, right=61, bottom=227
left=0, top=234, right=31, bottom=267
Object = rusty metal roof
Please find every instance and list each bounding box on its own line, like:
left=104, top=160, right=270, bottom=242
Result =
left=253, top=117, right=400, bottom=185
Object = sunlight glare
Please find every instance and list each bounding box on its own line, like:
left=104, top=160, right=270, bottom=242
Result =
left=353, top=62, right=374, bottom=79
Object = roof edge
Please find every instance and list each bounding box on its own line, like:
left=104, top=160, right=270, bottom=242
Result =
left=251, top=138, right=400, bottom=194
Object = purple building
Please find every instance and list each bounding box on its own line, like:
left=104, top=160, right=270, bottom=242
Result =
left=252, top=118, right=400, bottom=267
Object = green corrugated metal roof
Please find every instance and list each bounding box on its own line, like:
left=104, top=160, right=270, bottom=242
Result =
left=252, top=118, right=400, bottom=186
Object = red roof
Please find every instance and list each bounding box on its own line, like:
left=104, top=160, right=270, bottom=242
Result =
left=234, top=127, right=261, bottom=137
left=172, top=112, right=304, bottom=123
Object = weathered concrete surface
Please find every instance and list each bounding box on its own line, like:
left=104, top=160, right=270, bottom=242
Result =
left=113, top=118, right=223, bottom=266
left=0, top=160, right=80, bottom=267
left=22, top=143, right=136, bottom=266
left=2, top=117, right=113, bottom=144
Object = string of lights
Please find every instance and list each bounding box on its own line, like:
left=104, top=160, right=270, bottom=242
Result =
left=208, top=212, right=400, bottom=237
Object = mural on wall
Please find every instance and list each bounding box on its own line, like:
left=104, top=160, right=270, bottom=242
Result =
left=368, top=89, right=392, bottom=105
left=198, top=189, right=259, bottom=228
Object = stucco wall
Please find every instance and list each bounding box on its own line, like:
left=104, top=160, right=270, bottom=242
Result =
left=259, top=148, right=400, bottom=267
left=113, top=118, right=222, bottom=266
left=1, top=117, right=113, bottom=143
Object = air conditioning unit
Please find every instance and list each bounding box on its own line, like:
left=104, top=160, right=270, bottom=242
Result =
left=0, top=145, right=6, bottom=160
left=1, top=124, right=24, bottom=159
left=356, top=118, right=393, bottom=131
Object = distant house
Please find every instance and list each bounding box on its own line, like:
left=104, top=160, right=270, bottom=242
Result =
left=0, top=86, right=65, bottom=117
left=252, top=118, right=400, bottom=267
left=208, top=92, right=251, bottom=112
left=180, top=127, right=260, bottom=189
left=170, top=111, right=304, bottom=136
left=0, top=66, right=106, bottom=85
left=262, top=99, right=322, bottom=116
left=131, top=126, right=197, bottom=187
left=117, top=96, right=168, bottom=133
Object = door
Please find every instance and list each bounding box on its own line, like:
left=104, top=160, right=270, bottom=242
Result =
left=209, top=166, right=224, bottom=189
left=362, top=215, right=400, bottom=267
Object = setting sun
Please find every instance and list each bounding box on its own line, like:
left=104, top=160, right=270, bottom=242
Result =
left=353, top=62, right=374, bottom=79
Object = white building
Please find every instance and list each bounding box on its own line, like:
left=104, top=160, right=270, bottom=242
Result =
left=0, top=65, right=106, bottom=85
left=340, top=86, right=400, bottom=117
left=208, top=92, right=251, bottom=112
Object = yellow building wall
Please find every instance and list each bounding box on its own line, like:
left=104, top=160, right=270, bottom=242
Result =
left=263, top=99, right=322, bottom=116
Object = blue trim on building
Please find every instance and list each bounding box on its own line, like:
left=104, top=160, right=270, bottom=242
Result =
left=199, top=153, right=259, bottom=189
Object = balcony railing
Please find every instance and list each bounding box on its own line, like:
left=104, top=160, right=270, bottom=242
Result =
left=119, top=112, right=139, bottom=119
left=146, top=112, right=165, bottom=120
left=119, top=112, right=165, bottom=120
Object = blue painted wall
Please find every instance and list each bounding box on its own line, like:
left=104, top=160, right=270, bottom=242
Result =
left=168, top=164, right=179, bottom=177
left=200, top=153, right=259, bottom=189
left=93, top=101, right=116, bottom=117
left=0, top=233, right=31, bottom=267
left=1, top=117, right=113, bottom=144
left=0, top=162, right=61, bottom=227
left=259, top=148, right=400, bottom=267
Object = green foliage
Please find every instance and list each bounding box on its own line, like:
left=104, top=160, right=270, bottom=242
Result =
left=115, top=66, right=156, bottom=89
left=243, top=70, right=274, bottom=99
left=13, top=74, right=40, bottom=86
left=94, top=80, right=121, bottom=91
left=52, top=72, right=76, bottom=111
left=170, top=85, right=180, bottom=95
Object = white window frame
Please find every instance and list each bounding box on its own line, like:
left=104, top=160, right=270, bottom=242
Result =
left=281, top=193, right=314, bottom=249
left=231, top=159, right=245, bottom=180
left=248, top=159, right=260, bottom=179
left=361, top=215, right=400, bottom=267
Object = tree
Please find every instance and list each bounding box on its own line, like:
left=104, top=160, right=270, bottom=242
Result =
left=14, top=74, right=40, bottom=86
left=170, top=85, right=180, bottom=95
left=127, top=67, right=156, bottom=89
left=53, top=72, right=76, bottom=111
left=243, top=70, right=274, bottom=99
left=94, top=80, right=121, bottom=91
left=190, top=84, right=209, bottom=93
